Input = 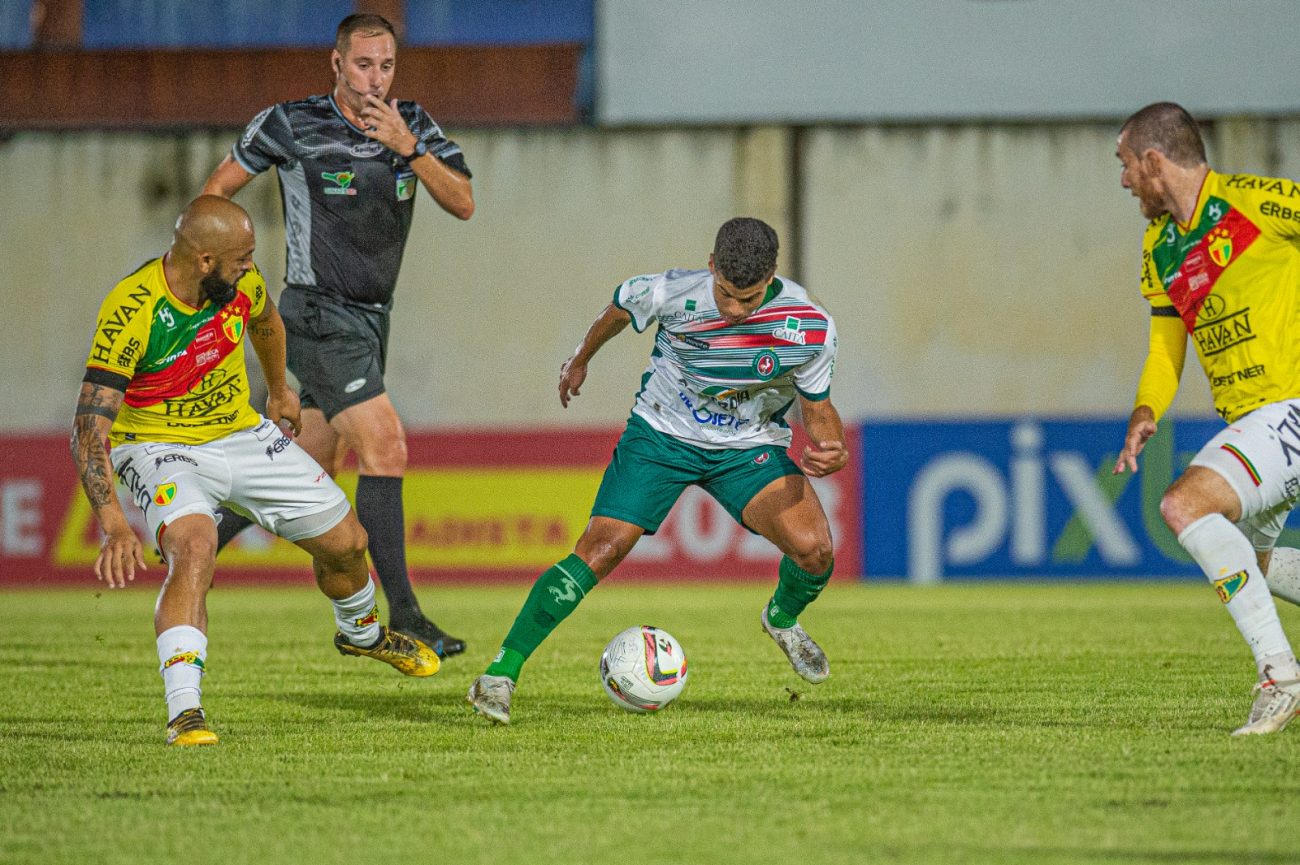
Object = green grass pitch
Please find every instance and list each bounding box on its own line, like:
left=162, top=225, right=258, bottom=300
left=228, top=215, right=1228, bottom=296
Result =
left=3, top=581, right=1299, bottom=865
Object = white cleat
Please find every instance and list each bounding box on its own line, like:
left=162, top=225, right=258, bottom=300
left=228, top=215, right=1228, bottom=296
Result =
left=1231, top=677, right=1300, bottom=736
left=761, top=606, right=830, bottom=684
left=467, top=674, right=515, bottom=725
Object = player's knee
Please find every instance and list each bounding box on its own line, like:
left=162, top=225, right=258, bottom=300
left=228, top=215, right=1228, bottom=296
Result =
left=1159, top=489, right=1202, bottom=536
left=334, top=520, right=370, bottom=565
left=165, top=531, right=217, bottom=569
left=360, top=437, right=408, bottom=475
left=577, top=537, right=633, bottom=579
left=311, top=518, right=369, bottom=573
left=162, top=536, right=217, bottom=593
left=786, top=534, right=833, bottom=575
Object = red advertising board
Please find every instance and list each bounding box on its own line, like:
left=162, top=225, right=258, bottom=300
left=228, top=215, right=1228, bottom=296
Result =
left=0, top=426, right=861, bottom=586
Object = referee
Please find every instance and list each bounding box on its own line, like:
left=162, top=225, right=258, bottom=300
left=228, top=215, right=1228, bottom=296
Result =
left=202, top=13, right=473, bottom=657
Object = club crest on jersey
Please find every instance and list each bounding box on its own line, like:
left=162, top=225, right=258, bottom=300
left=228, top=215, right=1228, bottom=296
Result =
left=322, top=171, right=357, bottom=196
left=221, top=313, right=244, bottom=343
left=774, top=316, right=806, bottom=345
left=153, top=483, right=177, bottom=506
left=753, top=452, right=771, bottom=465
left=1207, top=227, right=1234, bottom=267
left=752, top=349, right=780, bottom=380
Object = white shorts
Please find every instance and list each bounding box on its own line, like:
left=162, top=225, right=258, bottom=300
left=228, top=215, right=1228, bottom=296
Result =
left=109, top=417, right=350, bottom=551
left=1189, top=399, right=1300, bottom=550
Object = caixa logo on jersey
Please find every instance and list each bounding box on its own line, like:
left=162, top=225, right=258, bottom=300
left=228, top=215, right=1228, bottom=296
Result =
left=861, top=418, right=1300, bottom=582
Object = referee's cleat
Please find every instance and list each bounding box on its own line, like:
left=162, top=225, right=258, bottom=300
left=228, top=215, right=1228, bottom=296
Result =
left=166, top=708, right=219, bottom=746
left=467, top=674, right=515, bottom=725
left=335, top=626, right=440, bottom=677
left=1232, top=675, right=1300, bottom=736
left=761, top=606, right=830, bottom=684
left=390, top=617, right=466, bottom=659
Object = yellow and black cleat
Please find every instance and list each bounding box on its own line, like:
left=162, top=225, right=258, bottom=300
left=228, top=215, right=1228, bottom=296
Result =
left=335, top=625, right=440, bottom=677
left=166, top=708, right=219, bottom=746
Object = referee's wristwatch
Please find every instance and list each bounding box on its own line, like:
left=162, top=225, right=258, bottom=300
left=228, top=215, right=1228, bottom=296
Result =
left=404, top=139, right=428, bottom=161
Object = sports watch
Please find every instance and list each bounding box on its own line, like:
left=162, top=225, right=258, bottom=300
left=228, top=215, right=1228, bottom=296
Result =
left=404, top=139, right=428, bottom=161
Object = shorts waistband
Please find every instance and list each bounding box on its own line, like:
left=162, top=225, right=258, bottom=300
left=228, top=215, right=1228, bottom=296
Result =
left=284, top=284, right=392, bottom=314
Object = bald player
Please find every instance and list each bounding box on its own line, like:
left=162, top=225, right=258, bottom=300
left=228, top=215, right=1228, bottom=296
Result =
left=72, top=196, right=439, bottom=747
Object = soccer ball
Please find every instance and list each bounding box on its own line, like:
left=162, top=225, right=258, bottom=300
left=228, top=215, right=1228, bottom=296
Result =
left=599, top=625, right=688, bottom=713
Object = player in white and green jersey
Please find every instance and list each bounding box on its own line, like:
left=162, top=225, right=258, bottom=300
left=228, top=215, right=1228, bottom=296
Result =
left=468, top=217, right=848, bottom=724
left=613, top=265, right=836, bottom=449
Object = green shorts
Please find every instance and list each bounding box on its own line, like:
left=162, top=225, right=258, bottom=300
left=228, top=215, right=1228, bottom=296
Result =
left=591, top=414, right=803, bottom=534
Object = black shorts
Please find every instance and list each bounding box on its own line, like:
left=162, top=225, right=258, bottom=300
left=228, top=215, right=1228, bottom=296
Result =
left=279, top=287, right=390, bottom=421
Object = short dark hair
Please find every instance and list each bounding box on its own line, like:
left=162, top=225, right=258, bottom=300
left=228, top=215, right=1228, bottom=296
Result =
left=712, top=217, right=779, bottom=288
left=336, top=13, right=396, bottom=55
left=1120, top=102, right=1207, bottom=167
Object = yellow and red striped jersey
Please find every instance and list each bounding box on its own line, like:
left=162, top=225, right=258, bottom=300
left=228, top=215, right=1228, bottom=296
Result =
left=85, top=258, right=267, bottom=445
left=1139, top=170, right=1300, bottom=422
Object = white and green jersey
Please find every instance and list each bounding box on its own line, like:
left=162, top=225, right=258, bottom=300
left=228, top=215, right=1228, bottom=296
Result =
left=613, top=268, right=837, bottom=449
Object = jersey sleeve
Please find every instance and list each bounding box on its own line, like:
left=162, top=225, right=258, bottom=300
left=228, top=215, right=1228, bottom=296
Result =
left=240, top=266, right=268, bottom=318
left=611, top=273, right=665, bottom=333
left=84, top=282, right=153, bottom=388
left=1139, top=222, right=1174, bottom=309
left=794, top=315, right=837, bottom=401
left=1134, top=313, right=1186, bottom=422
left=231, top=104, right=295, bottom=175
left=406, top=103, right=472, bottom=178
left=1236, top=175, right=1300, bottom=243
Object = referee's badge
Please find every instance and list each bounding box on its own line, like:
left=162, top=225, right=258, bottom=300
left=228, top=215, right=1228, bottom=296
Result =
left=396, top=169, right=416, bottom=201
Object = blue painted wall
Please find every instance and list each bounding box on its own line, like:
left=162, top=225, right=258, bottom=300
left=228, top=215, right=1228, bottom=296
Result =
left=0, top=0, right=32, bottom=49
left=79, top=0, right=593, bottom=48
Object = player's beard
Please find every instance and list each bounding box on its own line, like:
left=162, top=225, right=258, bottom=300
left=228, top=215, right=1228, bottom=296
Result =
left=200, top=271, right=239, bottom=308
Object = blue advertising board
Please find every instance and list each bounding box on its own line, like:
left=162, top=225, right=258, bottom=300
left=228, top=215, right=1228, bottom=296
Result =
left=861, top=417, right=1300, bottom=582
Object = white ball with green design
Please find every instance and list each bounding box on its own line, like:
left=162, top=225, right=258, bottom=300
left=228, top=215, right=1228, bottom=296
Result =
left=599, top=625, right=688, bottom=713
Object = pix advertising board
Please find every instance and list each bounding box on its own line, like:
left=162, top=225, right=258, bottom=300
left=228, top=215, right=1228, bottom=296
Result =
left=862, top=417, right=1300, bottom=582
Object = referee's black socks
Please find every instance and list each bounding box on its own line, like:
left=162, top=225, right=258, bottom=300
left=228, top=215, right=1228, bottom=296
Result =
left=355, top=475, right=423, bottom=622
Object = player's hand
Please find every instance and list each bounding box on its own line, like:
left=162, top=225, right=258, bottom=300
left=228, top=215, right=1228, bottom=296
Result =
left=266, top=387, right=302, bottom=436
left=95, top=526, right=146, bottom=589
left=559, top=356, right=588, bottom=408
left=802, top=440, right=847, bottom=478
left=1114, top=406, right=1157, bottom=475
left=359, top=96, right=415, bottom=154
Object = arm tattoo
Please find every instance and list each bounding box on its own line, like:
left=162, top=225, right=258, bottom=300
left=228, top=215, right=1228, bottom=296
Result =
left=71, top=417, right=117, bottom=510
left=249, top=321, right=277, bottom=340
left=80, top=382, right=124, bottom=414
left=71, top=382, right=124, bottom=511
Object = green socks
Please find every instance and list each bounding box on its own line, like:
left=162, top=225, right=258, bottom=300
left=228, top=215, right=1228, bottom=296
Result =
left=766, top=556, right=833, bottom=628
left=485, top=553, right=831, bottom=680
left=485, top=554, right=598, bottom=681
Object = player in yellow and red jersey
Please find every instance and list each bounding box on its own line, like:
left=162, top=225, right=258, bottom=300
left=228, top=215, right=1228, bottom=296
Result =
left=71, top=196, right=439, bottom=747
left=1112, top=102, right=1300, bottom=735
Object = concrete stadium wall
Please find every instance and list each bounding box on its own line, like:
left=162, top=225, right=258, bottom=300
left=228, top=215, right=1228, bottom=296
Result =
left=597, top=0, right=1300, bottom=123
left=3, top=119, right=1299, bottom=432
